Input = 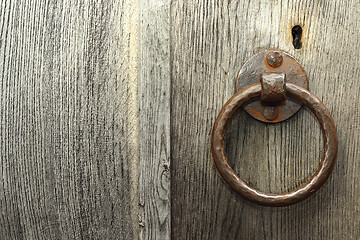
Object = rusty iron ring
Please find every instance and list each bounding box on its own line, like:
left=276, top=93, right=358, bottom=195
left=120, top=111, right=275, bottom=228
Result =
left=211, top=83, right=337, bottom=206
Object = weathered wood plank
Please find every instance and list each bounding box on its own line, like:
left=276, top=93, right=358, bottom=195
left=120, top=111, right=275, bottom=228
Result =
left=0, top=0, right=172, bottom=239
left=171, top=0, right=360, bottom=239
left=0, top=0, right=142, bottom=239
left=1, top=0, right=359, bottom=239
left=139, top=0, right=171, bottom=239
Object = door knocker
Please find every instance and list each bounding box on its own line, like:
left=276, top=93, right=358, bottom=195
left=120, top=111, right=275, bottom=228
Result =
left=211, top=50, right=338, bottom=206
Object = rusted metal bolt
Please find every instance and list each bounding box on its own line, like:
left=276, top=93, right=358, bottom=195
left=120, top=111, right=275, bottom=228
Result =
left=263, top=106, right=279, bottom=121
left=267, top=51, right=283, bottom=68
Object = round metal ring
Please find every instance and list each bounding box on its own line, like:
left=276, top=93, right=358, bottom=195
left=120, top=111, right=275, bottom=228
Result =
left=211, top=83, right=338, bottom=206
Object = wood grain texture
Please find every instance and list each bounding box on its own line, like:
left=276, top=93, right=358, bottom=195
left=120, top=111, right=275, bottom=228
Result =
left=1, top=0, right=360, bottom=239
left=0, top=0, right=171, bottom=239
left=139, top=0, right=171, bottom=239
left=0, top=0, right=143, bottom=239
left=171, top=0, right=360, bottom=239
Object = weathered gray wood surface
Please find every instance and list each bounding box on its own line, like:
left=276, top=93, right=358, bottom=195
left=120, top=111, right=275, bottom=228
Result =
left=139, top=0, right=171, bottom=239
left=171, top=0, right=360, bottom=239
left=0, top=0, right=170, bottom=239
left=1, top=0, right=360, bottom=239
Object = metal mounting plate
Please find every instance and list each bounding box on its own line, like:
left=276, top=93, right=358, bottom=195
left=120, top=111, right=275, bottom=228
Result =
left=235, top=50, right=308, bottom=123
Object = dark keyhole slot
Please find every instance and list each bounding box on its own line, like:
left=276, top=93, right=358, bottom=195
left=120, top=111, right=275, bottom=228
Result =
left=292, top=25, right=302, bottom=49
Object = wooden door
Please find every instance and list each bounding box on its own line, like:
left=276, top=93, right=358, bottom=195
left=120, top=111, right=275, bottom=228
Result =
left=1, top=0, right=359, bottom=239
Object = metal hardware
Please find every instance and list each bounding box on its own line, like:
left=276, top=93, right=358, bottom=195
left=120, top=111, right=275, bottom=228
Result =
left=260, top=72, right=286, bottom=104
left=236, top=50, right=308, bottom=123
left=211, top=50, right=338, bottom=206
left=266, top=51, right=283, bottom=68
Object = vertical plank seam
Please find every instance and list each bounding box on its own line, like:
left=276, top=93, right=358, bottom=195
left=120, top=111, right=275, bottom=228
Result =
left=139, top=0, right=171, bottom=239
left=124, top=0, right=141, bottom=239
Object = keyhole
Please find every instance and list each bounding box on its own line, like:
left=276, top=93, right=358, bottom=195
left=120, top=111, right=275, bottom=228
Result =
left=292, top=25, right=302, bottom=49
